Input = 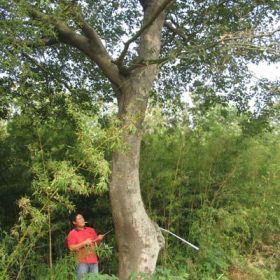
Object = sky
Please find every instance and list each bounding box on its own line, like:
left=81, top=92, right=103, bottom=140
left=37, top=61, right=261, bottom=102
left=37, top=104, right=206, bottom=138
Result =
left=249, top=62, right=280, bottom=81
left=182, top=62, right=280, bottom=108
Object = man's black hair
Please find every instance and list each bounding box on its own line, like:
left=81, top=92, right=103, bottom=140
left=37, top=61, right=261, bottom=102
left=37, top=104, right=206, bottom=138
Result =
left=69, top=212, right=81, bottom=223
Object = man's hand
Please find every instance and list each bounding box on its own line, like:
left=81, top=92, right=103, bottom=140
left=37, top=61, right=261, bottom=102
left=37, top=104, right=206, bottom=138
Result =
left=69, top=238, right=93, bottom=251
left=83, top=238, right=93, bottom=246
left=96, top=234, right=104, bottom=241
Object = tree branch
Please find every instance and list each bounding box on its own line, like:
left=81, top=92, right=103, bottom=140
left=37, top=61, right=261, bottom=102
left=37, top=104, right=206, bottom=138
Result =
left=125, top=57, right=171, bottom=72
left=164, top=21, right=191, bottom=43
left=21, top=52, right=74, bottom=93
left=18, top=37, right=59, bottom=49
left=218, top=27, right=280, bottom=44
left=123, top=25, right=280, bottom=72
left=28, top=8, right=121, bottom=86
left=60, top=0, right=111, bottom=60
left=115, top=0, right=174, bottom=66
left=124, top=47, right=183, bottom=72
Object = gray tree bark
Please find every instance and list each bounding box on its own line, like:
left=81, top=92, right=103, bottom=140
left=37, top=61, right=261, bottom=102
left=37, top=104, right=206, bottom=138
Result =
left=108, top=2, right=169, bottom=277
left=110, top=76, right=164, bottom=279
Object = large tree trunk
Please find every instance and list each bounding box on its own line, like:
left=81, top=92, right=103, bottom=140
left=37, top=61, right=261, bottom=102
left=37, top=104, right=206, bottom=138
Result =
left=109, top=76, right=164, bottom=279
left=110, top=134, right=164, bottom=279
left=109, top=2, right=167, bottom=279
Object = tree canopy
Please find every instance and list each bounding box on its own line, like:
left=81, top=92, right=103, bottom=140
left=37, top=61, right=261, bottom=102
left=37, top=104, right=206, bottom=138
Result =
left=1, top=1, right=279, bottom=111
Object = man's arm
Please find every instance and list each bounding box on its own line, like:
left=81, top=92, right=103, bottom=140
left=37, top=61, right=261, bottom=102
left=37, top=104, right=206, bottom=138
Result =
left=95, top=235, right=104, bottom=244
left=69, top=235, right=104, bottom=251
left=90, top=227, right=104, bottom=244
left=69, top=238, right=93, bottom=251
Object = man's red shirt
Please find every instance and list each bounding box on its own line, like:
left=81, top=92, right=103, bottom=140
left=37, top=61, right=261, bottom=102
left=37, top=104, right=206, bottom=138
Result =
left=67, top=227, right=98, bottom=264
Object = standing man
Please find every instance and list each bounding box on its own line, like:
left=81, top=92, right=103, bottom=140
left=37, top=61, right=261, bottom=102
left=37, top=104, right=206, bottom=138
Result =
left=67, top=212, right=104, bottom=279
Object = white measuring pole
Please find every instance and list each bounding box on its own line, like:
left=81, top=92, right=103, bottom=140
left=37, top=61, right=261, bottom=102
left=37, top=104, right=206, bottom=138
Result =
left=159, top=227, right=199, bottom=251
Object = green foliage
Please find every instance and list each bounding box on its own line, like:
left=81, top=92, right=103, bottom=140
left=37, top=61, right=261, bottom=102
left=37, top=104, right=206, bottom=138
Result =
left=0, top=98, right=122, bottom=279
left=1, top=100, right=280, bottom=279
left=83, top=274, right=118, bottom=280
left=29, top=254, right=77, bottom=280
left=129, top=266, right=189, bottom=280
left=95, top=243, right=113, bottom=260
left=0, top=0, right=279, bottom=279
left=140, top=105, right=280, bottom=280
